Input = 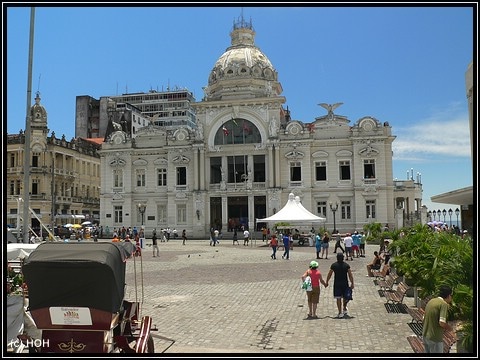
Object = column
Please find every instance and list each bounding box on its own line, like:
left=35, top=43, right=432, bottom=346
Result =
left=268, top=145, right=274, bottom=188
left=200, top=148, right=205, bottom=190
left=193, top=147, right=199, bottom=191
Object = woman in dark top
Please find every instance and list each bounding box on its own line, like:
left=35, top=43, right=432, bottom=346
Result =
left=366, top=251, right=382, bottom=277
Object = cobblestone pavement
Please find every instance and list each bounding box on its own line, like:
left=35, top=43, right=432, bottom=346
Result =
left=122, top=239, right=424, bottom=355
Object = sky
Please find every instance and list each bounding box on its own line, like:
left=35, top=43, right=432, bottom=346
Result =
left=4, top=4, right=475, bottom=215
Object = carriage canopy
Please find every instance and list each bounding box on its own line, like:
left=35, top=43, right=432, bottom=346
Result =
left=23, top=242, right=136, bottom=313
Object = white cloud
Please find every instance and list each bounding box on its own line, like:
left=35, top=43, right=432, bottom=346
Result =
left=392, top=104, right=471, bottom=160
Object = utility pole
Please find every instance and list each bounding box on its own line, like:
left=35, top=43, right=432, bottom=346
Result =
left=22, top=7, right=36, bottom=243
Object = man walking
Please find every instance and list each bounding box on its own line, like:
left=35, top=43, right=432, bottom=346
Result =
left=243, top=228, right=250, bottom=246
left=152, top=232, right=159, bottom=257
left=422, top=285, right=454, bottom=353
left=325, top=253, right=355, bottom=318
left=281, top=232, right=291, bottom=260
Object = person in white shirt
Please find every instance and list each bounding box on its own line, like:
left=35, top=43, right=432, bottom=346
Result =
left=243, top=229, right=250, bottom=246
left=343, top=233, right=354, bottom=261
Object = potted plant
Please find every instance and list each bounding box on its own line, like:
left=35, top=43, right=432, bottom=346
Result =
left=392, top=224, right=473, bottom=352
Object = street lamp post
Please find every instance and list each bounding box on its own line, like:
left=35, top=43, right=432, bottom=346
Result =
left=329, top=201, right=339, bottom=233
left=448, top=209, right=453, bottom=228
left=428, top=211, right=432, bottom=221
left=432, top=210, right=437, bottom=221
left=138, top=203, right=146, bottom=226
left=442, top=209, right=447, bottom=223
left=455, top=208, right=460, bottom=228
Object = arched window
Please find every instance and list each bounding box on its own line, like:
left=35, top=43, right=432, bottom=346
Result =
left=214, top=119, right=261, bottom=145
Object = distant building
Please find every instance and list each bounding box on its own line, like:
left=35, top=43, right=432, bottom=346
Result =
left=96, top=16, right=424, bottom=238
left=430, top=61, right=474, bottom=236
left=6, top=92, right=101, bottom=237
left=75, top=88, right=196, bottom=140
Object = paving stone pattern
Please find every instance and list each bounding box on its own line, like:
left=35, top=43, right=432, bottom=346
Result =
left=123, top=240, right=421, bottom=354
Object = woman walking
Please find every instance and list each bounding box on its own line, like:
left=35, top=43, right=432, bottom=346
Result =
left=269, top=234, right=278, bottom=259
left=182, top=229, right=187, bottom=245
left=301, top=260, right=327, bottom=319
left=320, top=231, right=330, bottom=259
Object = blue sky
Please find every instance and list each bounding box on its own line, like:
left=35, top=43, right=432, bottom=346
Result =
left=5, top=4, right=475, bottom=214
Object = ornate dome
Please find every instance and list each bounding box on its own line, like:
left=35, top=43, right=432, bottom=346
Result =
left=30, top=92, right=47, bottom=123
left=204, top=16, right=282, bottom=101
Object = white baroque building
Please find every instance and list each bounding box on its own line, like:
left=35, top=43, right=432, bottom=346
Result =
left=98, top=17, right=423, bottom=238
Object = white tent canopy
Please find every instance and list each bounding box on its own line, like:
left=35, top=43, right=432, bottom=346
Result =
left=257, top=193, right=326, bottom=223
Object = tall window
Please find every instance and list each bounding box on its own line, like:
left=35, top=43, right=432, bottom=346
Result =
left=315, top=161, right=327, bottom=181
left=366, top=200, right=376, bottom=219
left=341, top=200, right=351, bottom=220
left=136, top=169, right=146, bottom=187
left=364, top=159, right=376, bottom=179
left=177, top=204, right=187, bottom=224
left=32, top=179, right=39, bottom=195
left=157, top=168, right=167, bottom=186
left=157, top=204, right=167, bottom=224
left=32, top=154, right=39, bottom=167
left=339, top=160, right=351, bottom=180
left=114, top=205, right=123, bottom=224
left=176, top=167, right=187, bottom=186
left=214, top=119, right=261, bottom=145
left=290, top=161, right=302, bottom=181
left=10, top=153, right=15, bottom=167
left=316, top=201, right=327, bottom=218
left=210, top=157, right=222, bottom=184
left=113, top=169, right=123, bottom=187
left=253, top=155, right=265, bottom=182
left=228, top=155, right=248, bottom=183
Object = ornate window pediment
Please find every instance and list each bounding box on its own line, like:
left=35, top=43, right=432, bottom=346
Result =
left=285, top=150, right=305, bottom=159
left=312, top=150, right=328, bottom=158
left=336, top=150, right=353, bottom=157
left=154, top=157, right=168, bottom=165
left=109, top=157, right=126, bottom=167
left=133, top=158, right=148, bottom=166
left=172, top=155, right=190, bottom=164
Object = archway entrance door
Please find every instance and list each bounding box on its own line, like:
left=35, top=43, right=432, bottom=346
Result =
left=227, top=196, right=248, bottom=232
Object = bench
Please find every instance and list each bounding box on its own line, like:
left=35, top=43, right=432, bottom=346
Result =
left=384, top=281, right=410, bottom=304
left=406, top=295, right=433, bottom=323
left=406, top=329, right=457, bottom=353
left=372, top=264, right=390, bottom=280
left=376, top=272, right=399, bottom=291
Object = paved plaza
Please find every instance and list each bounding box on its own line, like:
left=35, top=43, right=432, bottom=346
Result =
left=121, top=238, right=427, bottom=355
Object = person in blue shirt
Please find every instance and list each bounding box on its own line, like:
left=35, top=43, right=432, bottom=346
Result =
left=351, top=231, right=361, bottom=258
left=282, top=232, right=291, bottom=260
left=315, top=232, right=322, bottom=259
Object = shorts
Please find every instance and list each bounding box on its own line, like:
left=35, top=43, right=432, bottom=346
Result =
left=307, top=286, right=320, bottom=303
left=352, top=245, right=359, bottom=251
left=322, top=242, right=329, bottom=248
left=333, top=283, right=348, bottom=299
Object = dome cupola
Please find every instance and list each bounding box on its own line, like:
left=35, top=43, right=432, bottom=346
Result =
left=204, top=15, right=282, bottom=101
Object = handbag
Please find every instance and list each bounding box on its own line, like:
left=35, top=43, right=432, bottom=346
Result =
left=344, top=286, right=353, bottom=301
left=301, top=275, right=313, bottom=292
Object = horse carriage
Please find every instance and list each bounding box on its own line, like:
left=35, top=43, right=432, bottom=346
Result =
left=19, top=241, right=156, bottom=353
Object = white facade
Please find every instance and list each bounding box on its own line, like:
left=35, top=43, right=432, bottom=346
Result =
left=98, top=17, right=422, bottom=238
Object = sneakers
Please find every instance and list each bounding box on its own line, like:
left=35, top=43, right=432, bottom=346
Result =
left=343, top=307, right=348, bottom=316
left=337, top=312, right=344, bottom=318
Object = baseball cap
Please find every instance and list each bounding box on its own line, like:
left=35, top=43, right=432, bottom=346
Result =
left=309, top=260, right=319, bottom=268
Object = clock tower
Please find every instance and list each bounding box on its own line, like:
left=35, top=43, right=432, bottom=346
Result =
left=30, top=91, right=48, bottom=152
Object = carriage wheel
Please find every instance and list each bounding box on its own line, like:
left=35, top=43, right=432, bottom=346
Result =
left=146, top=334, right=154, bottom=353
